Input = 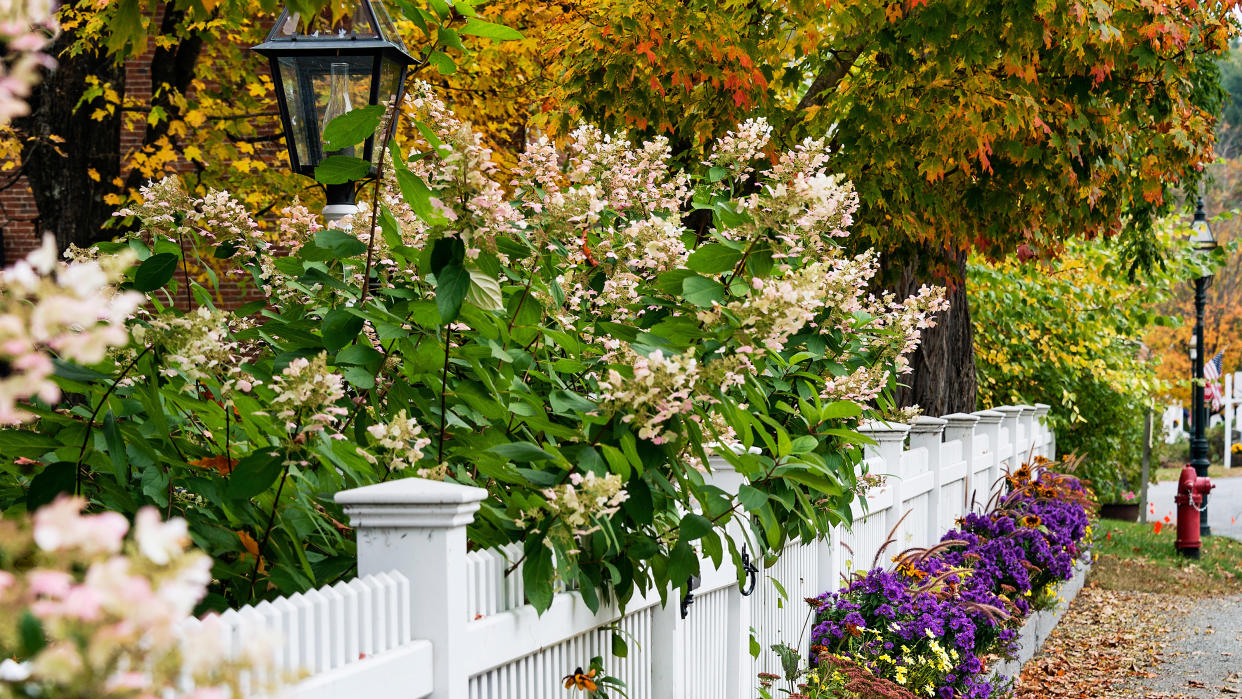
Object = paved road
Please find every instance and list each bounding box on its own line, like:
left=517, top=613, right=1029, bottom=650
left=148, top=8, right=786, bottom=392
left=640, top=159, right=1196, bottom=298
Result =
left=1118, top=476, right=1242, bottom=698
left=1120, top=595, right=1242, bottom=698
left=1145, top=475, right=1242, bottom=541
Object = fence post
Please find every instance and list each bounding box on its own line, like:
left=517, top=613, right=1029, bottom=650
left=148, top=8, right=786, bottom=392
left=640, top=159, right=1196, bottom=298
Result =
left=857, top=420, right=911, bottom=551
left=1017, top=405, right=1037, bottom=458
left=993, top=406, right=1024, bottom=473
left=1032, top=403, right=1051, bottom=460
left=908, top=416, right=947, bottom=549
left=336, top=478, right=487, bottom=699
left=970, top=410, right=1004, bottom=510
left=704, top=454, right=751, bottom=699
left=943, top=413, right=979, bottom=528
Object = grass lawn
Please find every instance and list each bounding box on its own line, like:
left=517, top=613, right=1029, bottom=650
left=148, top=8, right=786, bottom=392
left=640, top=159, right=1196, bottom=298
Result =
left=1090, top=518, right=1242, bottom=596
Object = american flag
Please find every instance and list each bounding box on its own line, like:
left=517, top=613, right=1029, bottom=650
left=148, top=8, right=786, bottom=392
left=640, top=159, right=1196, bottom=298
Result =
left=1205, top=350, right=1225, bottom=412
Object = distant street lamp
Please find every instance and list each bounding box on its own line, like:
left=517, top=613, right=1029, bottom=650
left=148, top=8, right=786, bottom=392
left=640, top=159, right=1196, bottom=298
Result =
left=252, top=0, right=416, bottom=223
left=1188, top=197, right=1217, bottom=536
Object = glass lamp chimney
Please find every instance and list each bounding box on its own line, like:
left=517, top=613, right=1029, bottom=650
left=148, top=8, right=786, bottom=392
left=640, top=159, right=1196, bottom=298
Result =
left=322, top=62, right=354, bottom=157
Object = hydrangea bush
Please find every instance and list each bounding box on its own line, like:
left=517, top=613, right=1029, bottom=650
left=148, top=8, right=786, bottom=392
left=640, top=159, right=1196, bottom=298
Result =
left=0, top=84, right=946, bottom=612
left=0, top=497, right=277, bottom=698
left=802, top=460, right=1095, bottom=699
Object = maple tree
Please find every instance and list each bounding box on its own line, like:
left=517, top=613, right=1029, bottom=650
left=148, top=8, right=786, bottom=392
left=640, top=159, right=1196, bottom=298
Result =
left=544, top=0, right=1238, bottom=413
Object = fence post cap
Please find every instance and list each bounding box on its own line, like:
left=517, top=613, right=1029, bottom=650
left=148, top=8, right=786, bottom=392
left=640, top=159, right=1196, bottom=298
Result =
left=857, top=420, right=912, bottom=441
left=971, top=409, right=1005, bottom=424
left=1033, top=403, right=1051, bottom=416
left=942, top=412, right=979, bottom=427
left=1016, top=404, right=1038, bottom=416
left=336, top=478, right=487, bottom=528
left=908, top=415, right=948, bottom=434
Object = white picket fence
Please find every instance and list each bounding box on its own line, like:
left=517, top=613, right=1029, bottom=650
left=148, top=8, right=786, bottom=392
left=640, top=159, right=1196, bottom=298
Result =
left=186, top=403, right=1054, bottom=699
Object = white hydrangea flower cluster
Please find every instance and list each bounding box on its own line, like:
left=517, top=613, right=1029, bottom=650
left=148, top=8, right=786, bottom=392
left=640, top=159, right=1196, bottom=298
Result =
left=697, top=262, right=834, bottom=353
left=273, top=199, right=322, bottom=252
left=740, top=153, right=859, bottom=257
left=561, top=124, right=691, bottom=217
left=270, top=354, right=347, bottom=434
left=139, top=306, right=254, bottom=397
left=0, top=497, right=280, bottom=697
left=598, top=348, right=704, bottom=445
left=819, top=285, right=949, bottom=404
left=403, top=81, right=521, bottom=259
left=615, top=216, right=689, bottom=274
left=0, top=236, right=142, bottom=424
left=117, top=177, right=264, bottom=251
left=532, top=471, right=629, bottom=539
left=0, top=0, right=55, bottom=125
left=705, top=117, right=774, bottom=182
left=359, top=409, right=432, bottom=472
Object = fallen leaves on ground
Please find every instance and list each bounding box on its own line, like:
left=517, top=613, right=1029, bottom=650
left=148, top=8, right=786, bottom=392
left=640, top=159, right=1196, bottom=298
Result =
left=1012, top=582, right=1171, bottom=698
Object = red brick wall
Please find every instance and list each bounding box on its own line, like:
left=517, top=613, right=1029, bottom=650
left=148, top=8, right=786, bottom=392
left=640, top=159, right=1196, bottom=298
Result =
left=0, top=176, right=40, bottom=266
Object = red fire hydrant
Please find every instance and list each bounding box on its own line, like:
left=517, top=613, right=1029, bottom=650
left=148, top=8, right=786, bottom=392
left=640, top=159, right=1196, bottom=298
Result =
left=1175, top=465, right=1214, bottom=558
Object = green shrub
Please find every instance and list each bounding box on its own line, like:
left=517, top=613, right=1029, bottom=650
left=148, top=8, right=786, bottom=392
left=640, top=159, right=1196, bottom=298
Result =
left=0, top=102, right=944, bottom=613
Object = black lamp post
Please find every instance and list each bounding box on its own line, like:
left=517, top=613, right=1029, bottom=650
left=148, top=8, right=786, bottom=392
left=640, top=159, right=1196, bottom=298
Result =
left=252, top=0, right=416, bottom=223
left=1189, top=197, right=1217, bottom=536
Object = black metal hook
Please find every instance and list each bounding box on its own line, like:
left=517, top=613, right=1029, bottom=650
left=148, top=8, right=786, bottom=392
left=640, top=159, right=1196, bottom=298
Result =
left=740, top=549, right=759, bottom=596
left=679, top=575, right=700, bottom=619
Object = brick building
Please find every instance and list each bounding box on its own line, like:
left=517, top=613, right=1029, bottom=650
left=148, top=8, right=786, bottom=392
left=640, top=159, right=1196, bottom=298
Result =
left=3, top=32, right=285, bottom=309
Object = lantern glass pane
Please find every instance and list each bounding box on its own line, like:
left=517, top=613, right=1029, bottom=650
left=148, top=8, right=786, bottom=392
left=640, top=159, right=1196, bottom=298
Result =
left=277, top=55, right=376, bottom=172
left=370, top=57, right=405, bottom=170
left=370, top=0, right=404, bottom=49
left=270, top=1, right=378, bottom=39
left=1191, top=219, right=1216, bottom=250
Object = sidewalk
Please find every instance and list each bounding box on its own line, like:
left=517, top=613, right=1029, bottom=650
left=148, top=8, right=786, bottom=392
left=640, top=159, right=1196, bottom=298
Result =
left=1122, top=595, right=1242, bottom=698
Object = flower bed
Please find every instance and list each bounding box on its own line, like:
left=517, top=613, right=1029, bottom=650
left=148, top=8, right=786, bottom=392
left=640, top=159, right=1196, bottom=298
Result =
left=783, top=460, right=1095, bottom=698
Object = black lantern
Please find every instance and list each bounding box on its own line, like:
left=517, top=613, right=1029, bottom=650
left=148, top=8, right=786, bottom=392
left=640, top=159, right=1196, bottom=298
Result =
left=1191, top=197, right=1218, bottom=251
left=253, top=0, right=416, bottom=212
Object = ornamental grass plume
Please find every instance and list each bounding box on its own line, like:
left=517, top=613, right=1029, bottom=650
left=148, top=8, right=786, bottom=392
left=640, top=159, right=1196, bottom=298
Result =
left=817, top=653, right=921, bottom=699
left=0, top=497, right=282, bottom=697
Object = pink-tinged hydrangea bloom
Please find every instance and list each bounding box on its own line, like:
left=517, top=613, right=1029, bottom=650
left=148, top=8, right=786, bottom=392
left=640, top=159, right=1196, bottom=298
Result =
left=0, top=236, right=142, bottom=424
left=0, top=2, right=56, bottom=125
left=33, top=497, right=129, bottom=555
left=3, top=500, right=283, bottom=695
left=705, top=117, right=773, bottom=183
left=271, top=353, right=348, bottom=434
left=133, top=507, right=188, bottom=566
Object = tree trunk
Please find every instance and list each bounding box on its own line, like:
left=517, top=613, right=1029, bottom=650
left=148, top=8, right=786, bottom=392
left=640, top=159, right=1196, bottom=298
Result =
left=122, top=5, right=205, bottom=193
left=14, top=25, right=124, bottom=251
left=890, top=246, right=978, bottom=416
left=14, top=3, right=206, bottom=252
